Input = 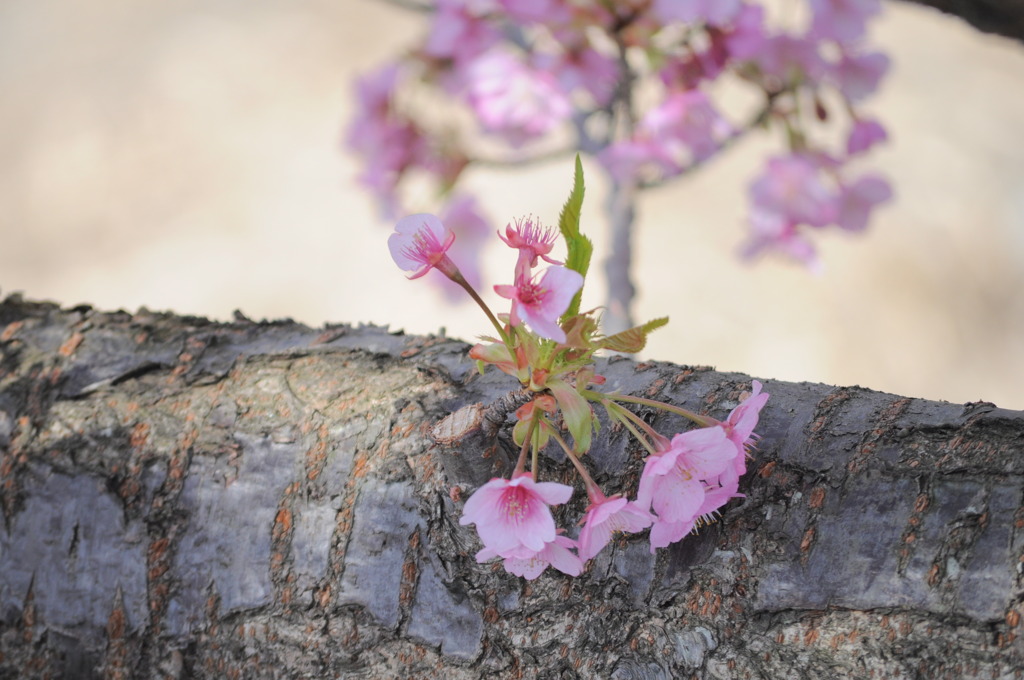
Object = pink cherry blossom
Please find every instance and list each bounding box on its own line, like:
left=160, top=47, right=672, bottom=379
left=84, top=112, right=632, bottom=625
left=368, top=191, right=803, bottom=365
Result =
left=347, top=64, right=427, bottom=217
left=477, top=534, right=583, bottom=580
left=494, top=266, right=584, bottom=343
left=723, top=5, right=767, bottom=61
left=740, top=209, right=821, bottom=271
left=577, top=495, right=653, bottom=561
left=535, top=45, right=620, bottom=106
left=388, top=214, right=459, bottom=280
left=459, top=473, right=573, bottom=555
left=651, top=0, right=743, bottom=27
left=749, top=154, right=837, bottom=228
left=754, top=35, right=827, bottom=88
left=836, top=174, right=892, bottom=232
left=831, top=50, right=889, bottom=102
left=496, top=0, right=573, bottom=26
left=498, top=216, right=562, bottom=279
left=718, top=380, right=770, bottom=480
left=424, top=0, right=500, bottom=67
left=599, top=90, right=729, bottom=181
left=847, top=118, right=888, bottom=155
left=463, top=49, right=572, bottom=147
left=636, top=446, right=705, bottom=526
left=809, top=0, right=882, bottom=44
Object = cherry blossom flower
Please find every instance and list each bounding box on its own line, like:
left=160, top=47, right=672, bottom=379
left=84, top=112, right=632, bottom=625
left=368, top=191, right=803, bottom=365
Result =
left=494, top=266, right=584, bottom=343
left=424, top=0, right=500, bottom=67
left=740, top=209, right=821, bottom=271
left=347, top=64, right=427, bottom=216
left=749, top=154, right=837, bottom=228
left=477, top=534, right=583, bottom=579
left=577, top=494, right=653, bottom=561
left=836, top=174, right=893, bottom=232
left=463, top=49, right=573, bottom=147
left=717, top=380, right=770, bottom=481
left=809, top=0, right=882, bottom=44
left=389, top=214, right=460, bottom=280
left=599, top=90, right=730, bottom=181
left=536, top=45, right=620, bottom=105
left=847, top=118, right=888, bottom=155
left=831, top=50, right=889, bottom=102
left=651, top=0, right=743, bottom=27
left=498, top=216, right=562, bottom=279
left=459, top=473, right=574, bottom=556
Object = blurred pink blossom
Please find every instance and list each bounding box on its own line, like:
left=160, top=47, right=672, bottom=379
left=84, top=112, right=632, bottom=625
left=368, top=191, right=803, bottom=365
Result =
left=463, top=49, right=573, bottom=147
left=424, top=0, right=500, bottom=66
left=831, top=50, right=889, bottom=101
left=651, top=0, right=743, bottom=27
left=847, top=118, right=888, bottom=155
left=809, top=0, right=882, bottom=44
left=836, top=175, right=893, bottom=231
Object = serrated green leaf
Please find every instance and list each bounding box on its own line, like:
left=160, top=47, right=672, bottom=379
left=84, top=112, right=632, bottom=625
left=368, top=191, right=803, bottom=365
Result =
left=558, top=155, right=592, bottom=320
left=597, top=316, right=669, bottom=353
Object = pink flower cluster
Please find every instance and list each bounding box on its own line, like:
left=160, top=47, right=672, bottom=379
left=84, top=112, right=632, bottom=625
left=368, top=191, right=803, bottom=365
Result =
left=460, top=382, right=769, bottom=578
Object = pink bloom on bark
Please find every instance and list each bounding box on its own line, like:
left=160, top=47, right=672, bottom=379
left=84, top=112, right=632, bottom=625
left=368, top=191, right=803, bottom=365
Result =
left=464, top=49, right=572, bottom=147
left=477, top=534, right=583, bottom=580
left=459, top=473, right=573, bottom=556
left=494, top=266, right=583, bottom=343
left=836, top=174, right=892, bottom=232
left=577, top=495, right=653, bottom=561
left=847, top=118, right=888, bottom=155
left=389, top=214, right=458, bottom=280
left=718, top=380, right=770, bottom=481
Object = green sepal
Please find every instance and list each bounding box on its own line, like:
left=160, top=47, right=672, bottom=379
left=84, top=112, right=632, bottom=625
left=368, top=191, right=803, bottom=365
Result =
left=513, top=417, right=550, bottom=451
left=597, top=317, right=669, bottom=353
left=558, top=155, right=592, bottom=321
left=547, top=377, right=593, bottom=453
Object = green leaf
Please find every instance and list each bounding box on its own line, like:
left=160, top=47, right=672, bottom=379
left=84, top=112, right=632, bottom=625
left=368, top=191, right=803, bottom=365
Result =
left=597, top=316, right=669, bottom=353
left=547, top=377, right=593, bottom=453
left=558, top=155, right=592, bottom=320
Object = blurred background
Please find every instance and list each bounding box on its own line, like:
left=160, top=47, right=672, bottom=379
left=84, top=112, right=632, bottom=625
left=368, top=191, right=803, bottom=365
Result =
left=1, top=0, right=1022, bottom=409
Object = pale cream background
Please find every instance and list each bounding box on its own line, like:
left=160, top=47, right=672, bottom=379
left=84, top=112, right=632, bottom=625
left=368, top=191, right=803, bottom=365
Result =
left=1, top=1, right=1022, bottom=408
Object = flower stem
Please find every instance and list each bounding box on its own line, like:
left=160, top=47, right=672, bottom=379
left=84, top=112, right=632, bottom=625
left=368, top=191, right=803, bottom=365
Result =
left=545, top=425, right=601, bottom=501
left=454, top=274, right=511, bottom=346
left=603, top=401, right=660, bottom=457
left=586, top=390, right=713, bottom=427
left=514, top=414, right=539, bottom=477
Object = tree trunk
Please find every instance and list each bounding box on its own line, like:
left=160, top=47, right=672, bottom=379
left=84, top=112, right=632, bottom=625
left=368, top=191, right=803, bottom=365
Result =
left=0, top=296, right=1022, bottom=679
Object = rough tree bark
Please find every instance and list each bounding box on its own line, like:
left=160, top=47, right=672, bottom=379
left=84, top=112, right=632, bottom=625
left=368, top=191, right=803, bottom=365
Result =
left=900, top=0, right=1024, bottom=42
left=0, top=296, right=1022, bottom=679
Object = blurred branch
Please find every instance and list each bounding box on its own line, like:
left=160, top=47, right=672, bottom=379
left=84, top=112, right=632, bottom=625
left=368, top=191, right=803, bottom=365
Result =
left=378, top=0, right=433, bottom=12
left=898, top=0, right=1024, bottom=43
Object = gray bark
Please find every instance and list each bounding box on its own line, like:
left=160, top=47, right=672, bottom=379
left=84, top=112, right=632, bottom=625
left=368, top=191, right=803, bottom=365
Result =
left=0, top=295, right=1022, bottom=679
